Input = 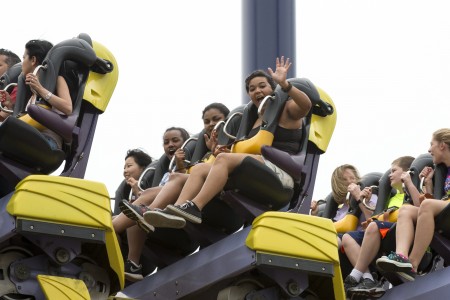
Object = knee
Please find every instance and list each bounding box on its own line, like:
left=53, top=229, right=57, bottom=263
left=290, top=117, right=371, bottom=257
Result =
left=365, top=222, right=378, bottom=235
left=418, top=199, right=434, bottom=213
left=214, top=153, right=229, bottom=164
left=398, top=205, right=415, bottom=219
left=341, top=234, right=352, bottom=248
left=168, top=172, right=184, bottom=181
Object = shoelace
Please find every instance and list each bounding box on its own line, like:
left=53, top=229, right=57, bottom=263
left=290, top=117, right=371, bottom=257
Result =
left=179, top=201, right=193, bottom=209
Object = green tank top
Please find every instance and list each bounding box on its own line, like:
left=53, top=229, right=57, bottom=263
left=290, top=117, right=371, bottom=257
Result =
left=387, top=192, right=404, bottom=208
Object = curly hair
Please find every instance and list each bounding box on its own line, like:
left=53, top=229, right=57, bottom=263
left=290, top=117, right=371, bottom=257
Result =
left=244, top=70, right=276, bottom=93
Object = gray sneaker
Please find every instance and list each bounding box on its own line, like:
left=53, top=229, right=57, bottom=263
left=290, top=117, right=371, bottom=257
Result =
left=348, top=277, right=385, bottom=298
left=344, top=275, right=360, bottom=296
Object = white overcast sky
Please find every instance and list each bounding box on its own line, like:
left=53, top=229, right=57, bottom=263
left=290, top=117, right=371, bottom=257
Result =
left=4, top=1, right=449, bottom=204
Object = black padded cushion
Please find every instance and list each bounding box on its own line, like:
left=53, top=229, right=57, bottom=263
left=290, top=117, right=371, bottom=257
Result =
left=261, top=145, right=304, bottom=181
left=225, top=156, right=293, bottom=210
left=0, top=117, right=65, bottom=173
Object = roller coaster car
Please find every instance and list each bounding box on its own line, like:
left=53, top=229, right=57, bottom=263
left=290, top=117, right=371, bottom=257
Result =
left=0, top=62, right=22, bottom=90
left=119, top=107, right=246, bottom=274
left=116, top=79, right=346, bottom=299
left=0, top=33, right=117, bottom=196
left=322, top=172, right=382, bottom=235
left=0, top=34, right=122, bottom=299
left=380, top=158, right=450, bottom=299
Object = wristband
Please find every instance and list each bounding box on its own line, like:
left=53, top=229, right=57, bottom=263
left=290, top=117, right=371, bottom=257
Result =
left=281, top=81, right=292, bottom=93
left=44, top=92, right=53, bottom=101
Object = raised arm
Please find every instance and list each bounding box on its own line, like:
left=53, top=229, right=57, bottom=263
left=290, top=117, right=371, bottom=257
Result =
left=267, top=56, right=312, bottom=120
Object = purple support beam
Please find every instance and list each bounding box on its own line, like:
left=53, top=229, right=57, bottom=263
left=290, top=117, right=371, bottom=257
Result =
left=242, top=0, right=296, bottom=103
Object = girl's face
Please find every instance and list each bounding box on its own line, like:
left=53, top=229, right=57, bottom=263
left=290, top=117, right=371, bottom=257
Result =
left=247, top=76, right=274, bottom=108
left=123, top=156, right=144, bottom=180
left=429, top=138, right=446, bottom=164
left=21, top=50, right=35, bottom=75
left=342, top=168, right=357, bottom=186
left=202, top=108, right=226, bottom=136
left=163, top=130, right=184, bottom=158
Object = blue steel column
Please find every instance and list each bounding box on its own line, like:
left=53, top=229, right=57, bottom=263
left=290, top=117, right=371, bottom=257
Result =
left=242, top=0, right=296, bottom=103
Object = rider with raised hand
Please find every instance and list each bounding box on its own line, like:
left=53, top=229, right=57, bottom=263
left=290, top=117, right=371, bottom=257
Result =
left=143, top=56, right=312, bottom=228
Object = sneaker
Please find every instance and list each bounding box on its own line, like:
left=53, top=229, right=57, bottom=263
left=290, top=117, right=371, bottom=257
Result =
left=344, top=275, right=360, bottom=295
left=119, top=200, right=155, bottom=233
left=124, top=259, right=143, bottom=282
left=348, top=277, right=385, bottom=298
left=144, top=208, right=187, bottom=229
left=376, top=252, right=416, bottom=281
left=396, top=269, right=417, bottom=282
left=166, top=200, right=202, bottom=224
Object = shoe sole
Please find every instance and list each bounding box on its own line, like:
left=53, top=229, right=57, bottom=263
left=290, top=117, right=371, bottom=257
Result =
left=144, top=210, right=187, bottom=229
left=376, top=257, right=412, bottom=273
left=119, top=201, right=154, bottom=233
left=348, top=287, right=385, bottom=298
left=397, top=271, right=415, bottom=282
left=166, top=204, right=202, bottom=224
left=125, top=272, right=143, bottom=282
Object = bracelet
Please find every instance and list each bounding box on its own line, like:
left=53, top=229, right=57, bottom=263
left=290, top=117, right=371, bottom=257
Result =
left=281, top=81, right=292, bottom=93
left=44, top=92, right=53, bottom=101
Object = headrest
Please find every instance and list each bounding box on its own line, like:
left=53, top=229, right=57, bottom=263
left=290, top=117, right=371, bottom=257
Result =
left=0, top=63, right=22, bottom=90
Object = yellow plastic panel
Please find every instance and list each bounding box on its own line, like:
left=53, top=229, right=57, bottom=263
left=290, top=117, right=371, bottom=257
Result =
left=37, top=275, right=90, bottom=300
left=246, top=212, right=339, bottom=264
left=106, top=230, right=125, bottom=289
left=232, top=130, right=274, bottom=154
left=309, top=87, right=336, bottom=153
left=247, top=212, right=345, bottom=300
left=334, top=214, right=359, bottom=234
left=7, top=175, right=111, bottom=229
left=83, top=41, right=119, bottom=112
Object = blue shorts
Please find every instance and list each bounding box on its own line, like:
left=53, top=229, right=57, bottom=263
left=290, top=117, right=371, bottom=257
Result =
left=346, top=220, right=395, bottom=245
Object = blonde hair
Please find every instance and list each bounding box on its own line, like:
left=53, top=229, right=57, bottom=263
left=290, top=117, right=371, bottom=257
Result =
left=433, top=128, right=450, bottom=148
left=331, top=164, right=361, bottom=205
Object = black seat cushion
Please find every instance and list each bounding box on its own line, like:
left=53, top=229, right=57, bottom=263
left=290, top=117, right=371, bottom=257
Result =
left=225, top=156, right=294, bottom=210
left=0, top=117, right=65, bottom=173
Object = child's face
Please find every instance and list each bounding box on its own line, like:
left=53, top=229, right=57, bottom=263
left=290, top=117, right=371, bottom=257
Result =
left=342, top=168, right=358, bottom=186
left=389, top=164, right=403, bottom=188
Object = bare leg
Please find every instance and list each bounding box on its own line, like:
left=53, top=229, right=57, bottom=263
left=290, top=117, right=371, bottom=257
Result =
left=127, top=225, right=148, bottom=264
left=150, top=173, right=189, bottom=209
left=409, top=200, right=449, bottom=270
left=136, top=186, right=163, bottom=206
left=342, top=233, right=361, bottom=268
left=112, top=186, right=163, bottom=233
left=395, top=205, right=419, bottom=256
left=354, top=222, right=382, bottom=273
left=174, top=163, right=212, bottom=205
left=192, top=153, right=263, bottom=210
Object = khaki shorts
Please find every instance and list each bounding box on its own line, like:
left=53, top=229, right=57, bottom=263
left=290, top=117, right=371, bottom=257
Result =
left=262, top=158, right=294, bottom=189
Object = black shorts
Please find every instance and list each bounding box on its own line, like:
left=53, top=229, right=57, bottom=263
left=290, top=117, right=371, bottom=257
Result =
left=346, top=220, right=395, bottom=245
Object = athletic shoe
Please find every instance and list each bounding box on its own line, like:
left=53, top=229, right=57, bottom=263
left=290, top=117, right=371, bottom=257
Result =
left=347, top=277, right=385, bottom=298
left=166, top=200, right=202, bottom=224
left=124, top=259, right=143, bottom=282
left=344, top=275, right=360, bottom=296
left=376, top=252, right=416, bottom=281
left=119, top=200, right=154, bottom=233
left=144, top=208, right=187, bottom=229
